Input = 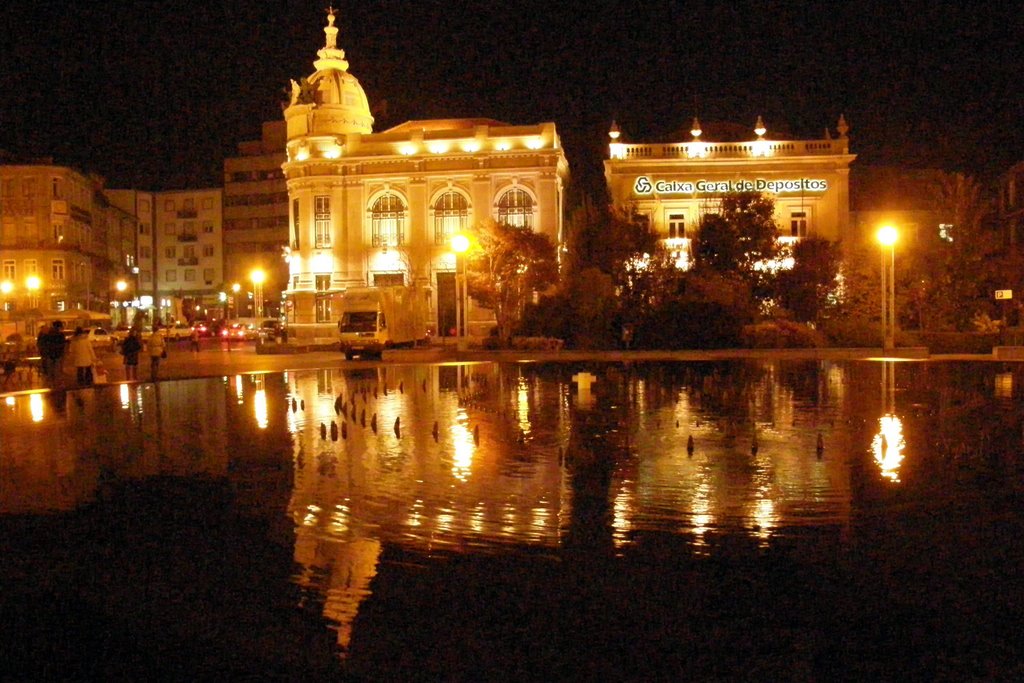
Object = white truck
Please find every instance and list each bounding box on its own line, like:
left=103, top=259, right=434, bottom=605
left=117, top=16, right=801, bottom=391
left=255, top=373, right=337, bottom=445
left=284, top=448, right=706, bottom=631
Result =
left=336, top=286, right=428, bottom=359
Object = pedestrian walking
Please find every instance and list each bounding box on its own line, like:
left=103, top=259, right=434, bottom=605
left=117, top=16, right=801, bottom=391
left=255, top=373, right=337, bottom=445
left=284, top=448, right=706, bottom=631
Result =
left=120, top=330, right=142, bottom=381
left=189, top=327, right=200, bottom=352
left=67, top=326, right=98, bottom=387
left=36, top=321, right=67, bottom=386
left=147, top=324, right=167, bottom=381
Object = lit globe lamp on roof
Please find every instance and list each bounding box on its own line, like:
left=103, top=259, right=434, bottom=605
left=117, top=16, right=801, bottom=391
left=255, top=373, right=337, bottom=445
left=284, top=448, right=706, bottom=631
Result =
left=608, top=120, right=625, bottom=159
left=751, top=115, right=770, bottom=157
left=688, top=116, right=707, bottom=158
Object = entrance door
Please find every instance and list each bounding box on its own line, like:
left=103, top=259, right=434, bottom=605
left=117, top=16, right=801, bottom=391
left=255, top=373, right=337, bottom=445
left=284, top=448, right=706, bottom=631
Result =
left=436, top=272, right=457, bottom=337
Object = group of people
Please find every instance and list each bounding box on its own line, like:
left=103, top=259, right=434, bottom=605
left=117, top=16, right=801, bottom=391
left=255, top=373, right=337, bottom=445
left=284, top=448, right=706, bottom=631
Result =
left=33, top=320, right=169, bottom=387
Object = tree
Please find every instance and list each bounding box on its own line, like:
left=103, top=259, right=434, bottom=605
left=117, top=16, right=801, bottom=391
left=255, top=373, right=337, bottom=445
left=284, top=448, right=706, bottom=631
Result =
left=468, top=220, right=559, bottom=340
left=775, top=237, right=842, bottom=323
left=693, top=191, right=780, bottom=295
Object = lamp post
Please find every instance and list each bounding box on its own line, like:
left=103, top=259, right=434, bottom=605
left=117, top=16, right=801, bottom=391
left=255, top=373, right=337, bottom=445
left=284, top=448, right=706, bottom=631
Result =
left=451, top=233, right=470, bottom=351
left=877, top=225, right=898, bottom=353
left=230, top=282, right=240, bottom=320
left=251, top=269, right=266, bottom=320
left=115, top=279, right=128, bottom=326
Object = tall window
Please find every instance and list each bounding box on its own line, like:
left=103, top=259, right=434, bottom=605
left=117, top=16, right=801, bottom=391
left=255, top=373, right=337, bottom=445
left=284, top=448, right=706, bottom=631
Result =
left=667, top=213, right=685, bottom=239
left=51, top=259, right=65, bottom=282
left=24, top=259, right=37, bottom=275
left=371, top=193, right=406, bottom=247
left=202, top=244, right=214, bottom=257
left=314, top=196, right=331, bottom=248
left=434, top=191, right=469, bottom=245
left=292, top=199, right=301, bottom=250
left=3, top=260, right=15, bottom=280
left=496, top=188, right=533, bottom=229
left=790, top=211, right=807, bottom=237
left=51, top=177, right=63, bottom=199
left=315, top=274, right=331, bottom=291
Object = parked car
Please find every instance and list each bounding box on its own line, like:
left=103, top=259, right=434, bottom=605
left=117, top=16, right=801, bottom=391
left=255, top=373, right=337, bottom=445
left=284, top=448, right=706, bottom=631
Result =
left=64, top=326, right=116, bottom=350
left=220, top=323, right=254, bottom=341
left=165, top=321, right=193, bottom=341
left=257, top=319, right=285, bottom=342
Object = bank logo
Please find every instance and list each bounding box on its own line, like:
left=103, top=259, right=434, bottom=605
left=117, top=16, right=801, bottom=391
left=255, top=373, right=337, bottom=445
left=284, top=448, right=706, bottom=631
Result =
left=634, top=176, right=653, bottom=195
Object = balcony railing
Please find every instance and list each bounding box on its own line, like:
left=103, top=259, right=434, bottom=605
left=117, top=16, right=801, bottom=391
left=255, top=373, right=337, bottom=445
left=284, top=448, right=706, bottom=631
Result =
left=177, top=209, right=198, bottom=219
left=177, top=233, right=198, bottom=242
left=610, top=138, right=849, bottom=161
left=372, top=230, right=405, bottom=248
left=177, top=257, right=199, bottom=266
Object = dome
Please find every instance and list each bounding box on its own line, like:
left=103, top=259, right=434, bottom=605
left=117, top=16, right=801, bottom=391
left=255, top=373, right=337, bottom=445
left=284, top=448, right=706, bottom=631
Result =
left=284, top=9, right=374, bottom=138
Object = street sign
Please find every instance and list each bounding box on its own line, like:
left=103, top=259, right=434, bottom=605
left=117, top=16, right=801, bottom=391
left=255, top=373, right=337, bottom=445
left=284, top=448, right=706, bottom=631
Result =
left=995, top=290, right=1013, bottom=300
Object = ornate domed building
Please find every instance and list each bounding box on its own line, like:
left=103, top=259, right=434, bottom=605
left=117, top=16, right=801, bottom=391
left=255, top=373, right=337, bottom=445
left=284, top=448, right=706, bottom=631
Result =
left=282, top=10, right=569, bottom=341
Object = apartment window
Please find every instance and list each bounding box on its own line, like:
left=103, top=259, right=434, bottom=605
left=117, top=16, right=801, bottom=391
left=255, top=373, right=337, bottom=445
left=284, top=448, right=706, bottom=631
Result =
left=2, top=260, right=15, bottom=279
left=370, top=193, right=405, bottom=247
left=292, top=199, right=301, bottom=249
left=166, top=270, right=177, bottom=282
left=24, top=259, right=37, bottom=275
left=141, top=270, right=152, bottom=283
left=51, top=177, right=63, bottom=199
left=203, top=268, right=215, bottom=283
left=434, top=191, right=468, bottom=245
left=315, top=296, right=331, bottom=323
left=790, top=211, right=807, bottom=237
left=183, top=198, right=194, bottom=211
left=164, top=247, right=176, bottom=258
left=202, top=198, right=213, bottom=210
left=23, top=178, right=36, bottom=197
left=140, top=246, right=151, bottom=259
left=139, top=222, right=150, bottom=235
left=184, top=269, right=196, bottom=282
left=202, top=244, right=214, bottom=257
left=939, top=223, right=954, bottom=242
left=314, top=195, right=331, bottom=248
left=315, top=274, right=331, bottom=291
left=164, top=199, right=175, bottom=211
left=164, top=222, right=176, bottom=235
left=53, top=222, right=65, bottom=243
left=55, top=300, right=66, bottom=312
left=51, top=259, right=65, bottom=282
left=667, top=213, right=685, bottom=239
left=183, top=246, right=196, bottom=259
left=496, top=188, right=533, bottom=229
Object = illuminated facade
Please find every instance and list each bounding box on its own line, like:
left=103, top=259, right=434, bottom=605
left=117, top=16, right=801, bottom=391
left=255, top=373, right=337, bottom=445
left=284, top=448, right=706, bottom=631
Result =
left=1, top=161, right=137, bottom=335
left=282, top=11, right=568, bottom=340
left=223, top=121, right=288, bottom=315
left=604, top=117, right=856, bottom=266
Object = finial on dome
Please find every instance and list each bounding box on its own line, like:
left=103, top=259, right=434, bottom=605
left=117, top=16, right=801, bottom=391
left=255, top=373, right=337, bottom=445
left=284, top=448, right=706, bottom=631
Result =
left=690, top=117, right=702, bottom=139
left=837, top=114, right=849, bottom=138
left=608, top=120, right=621, bottom=140
left=324, top=6, right=339, bottom=50
left=754, top=115, right=766, bottom=139
left=315, top=6, right=349, bottom=72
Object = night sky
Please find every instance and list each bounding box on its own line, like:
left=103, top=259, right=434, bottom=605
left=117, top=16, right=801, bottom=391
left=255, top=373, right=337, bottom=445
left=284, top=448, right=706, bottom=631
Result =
left=1, top=1, right=1021, bottom=195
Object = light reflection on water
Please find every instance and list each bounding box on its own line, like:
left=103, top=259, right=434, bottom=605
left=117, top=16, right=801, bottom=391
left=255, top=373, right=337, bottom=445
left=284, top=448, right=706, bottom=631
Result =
left=3, top=360, right=1023, bottom=654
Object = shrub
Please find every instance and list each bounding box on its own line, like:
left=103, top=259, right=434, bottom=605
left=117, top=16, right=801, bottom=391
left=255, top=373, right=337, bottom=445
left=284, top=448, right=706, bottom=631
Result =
left=741, top=320, right=825, bottom=348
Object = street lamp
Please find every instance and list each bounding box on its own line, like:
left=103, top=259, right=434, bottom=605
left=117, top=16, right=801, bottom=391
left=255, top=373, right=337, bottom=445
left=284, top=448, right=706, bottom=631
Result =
left=230, top=282, right=240, bottom=320
left=877, top=225, right=898, bottom=353
left=250, top=269, right=266, bottom=320
left=451, top=233, right=470, bottom=350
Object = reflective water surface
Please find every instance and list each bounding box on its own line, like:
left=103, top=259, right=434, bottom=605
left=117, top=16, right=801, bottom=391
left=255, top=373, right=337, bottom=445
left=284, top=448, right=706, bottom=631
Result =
left=3, top=360, right=1023, bottom=679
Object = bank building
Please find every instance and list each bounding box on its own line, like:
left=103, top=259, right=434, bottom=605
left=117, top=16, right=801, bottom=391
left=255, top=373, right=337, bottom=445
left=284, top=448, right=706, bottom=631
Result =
left=604, top=116, right=856, bottom=267
left=282, top=11, right=568, bottom=340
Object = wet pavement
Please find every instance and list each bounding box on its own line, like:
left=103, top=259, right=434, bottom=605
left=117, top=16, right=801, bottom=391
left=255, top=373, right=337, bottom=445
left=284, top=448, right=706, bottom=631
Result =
left=2, top=358, right=1024, bottom=680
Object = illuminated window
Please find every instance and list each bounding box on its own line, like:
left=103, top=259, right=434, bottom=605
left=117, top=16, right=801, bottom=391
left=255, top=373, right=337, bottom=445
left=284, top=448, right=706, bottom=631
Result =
left=790, top=211, right=807, bottom=237
left=24, top=259, right=37, bottom=275
left=667, top=213, right=685, bottom=239
left=52, top=222, right=64, bottom=243
left=496, top=188, right=533, bottom=229
left=314, top=196, right=331, bottom=248
left=51, top=259, right=65, bottom=282
left=434, top=191, right=468, bottom=245
left=3, top=260, right=15, bottom=279
left=371, top=193, right=406, bottom=247
left=939, top=223, right=954, bottom=242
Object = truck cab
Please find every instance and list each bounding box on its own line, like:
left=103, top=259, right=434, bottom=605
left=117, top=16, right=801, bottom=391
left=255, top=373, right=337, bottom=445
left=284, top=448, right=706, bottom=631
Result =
left=336, top=286, right=425, bottom=359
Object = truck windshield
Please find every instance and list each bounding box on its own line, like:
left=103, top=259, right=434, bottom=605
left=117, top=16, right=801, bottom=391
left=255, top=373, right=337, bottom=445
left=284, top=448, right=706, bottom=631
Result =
left=341, top=311, right=378, bottom=333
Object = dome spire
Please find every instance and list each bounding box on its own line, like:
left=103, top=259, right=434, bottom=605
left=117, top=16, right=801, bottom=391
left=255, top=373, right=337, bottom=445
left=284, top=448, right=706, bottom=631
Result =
left=315, top=6, right=349, bottom=72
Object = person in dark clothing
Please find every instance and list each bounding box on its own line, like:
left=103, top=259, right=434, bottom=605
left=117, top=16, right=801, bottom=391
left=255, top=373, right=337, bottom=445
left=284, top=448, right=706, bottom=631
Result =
left=37, top=321, right=67, bottom=386
left=120, top=331, right=142, bottom=381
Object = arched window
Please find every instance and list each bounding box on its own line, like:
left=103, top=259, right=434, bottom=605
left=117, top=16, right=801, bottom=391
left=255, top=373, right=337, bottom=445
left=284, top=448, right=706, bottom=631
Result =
left=370, top=193, right=406, bottom=248
left=434, top=191, right=469, bottom=245
left=496, top=188, right=534, bottom=229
